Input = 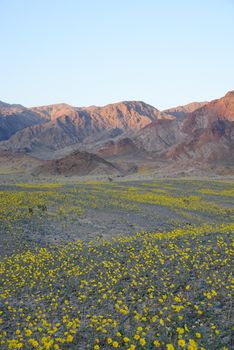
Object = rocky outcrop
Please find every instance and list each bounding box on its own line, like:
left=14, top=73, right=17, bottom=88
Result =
left=33, top=151, right=121, bottom=176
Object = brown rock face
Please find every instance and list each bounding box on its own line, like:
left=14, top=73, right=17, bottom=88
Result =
left=1, top=101, right=165, bottom=153
left=164, top=101, right=208, bottom=118
left=97, top=138, right=139, bottom=157
left=0, top=101, right=45, bottom=141
left=134, top=118, right=179, bottom=155
left=182, top=91, right=234, bottom=134
left=0, top=91, right=233, bottom=169
left=33, top=151, right=121, bottom=176
left=134, top=91, right=234, bottom=162
left=172, top=91, right=234, bottom=161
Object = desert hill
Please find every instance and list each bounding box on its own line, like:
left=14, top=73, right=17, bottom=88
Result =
left=33, top=151, right=121, bottom=176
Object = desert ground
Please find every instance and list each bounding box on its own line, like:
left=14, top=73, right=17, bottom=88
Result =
left=0, top=174, right=233, bottom=349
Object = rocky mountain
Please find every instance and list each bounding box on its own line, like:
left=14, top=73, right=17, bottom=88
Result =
left=33, top=151, right=121, bottom=176
left=0, top=101, right=46, bottom=141
left=0, top=101, right=171, bottom=154
left=0, top=91, right=233, bottom=172
left=164, top=101, right=208, bottom=118
left=133, top=91, right=234, bottom=162
left=166, top=91, right=234, bottom=161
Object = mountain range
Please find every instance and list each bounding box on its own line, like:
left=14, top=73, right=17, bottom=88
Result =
left=0, top=91, right=233, bottom=176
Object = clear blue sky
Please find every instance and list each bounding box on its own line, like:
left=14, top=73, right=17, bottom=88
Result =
left=0, top=0, right=233, bottom=110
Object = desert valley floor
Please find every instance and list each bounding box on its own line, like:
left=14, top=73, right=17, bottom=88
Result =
left=0, top=176, right=233, bottom=349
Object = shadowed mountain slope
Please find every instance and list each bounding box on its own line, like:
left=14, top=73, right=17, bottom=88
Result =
left=0, top=101, right=46, bottom=141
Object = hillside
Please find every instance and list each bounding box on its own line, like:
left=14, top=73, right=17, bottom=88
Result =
left=133, top=91, right=234, bottom=162
left=0, top=92, right=233, bottom=173
left=164, top=101, right=208, bottom=118
left=33, top=151, right=121, bottom=176
left=166, top=91, right=234, bottom=161
left=0, top=101, right=45, bottom=141
left=0, top=101, right=167, bottom=154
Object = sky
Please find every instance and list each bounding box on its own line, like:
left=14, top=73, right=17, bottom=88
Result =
left=0, top=0, right=234, bottom=110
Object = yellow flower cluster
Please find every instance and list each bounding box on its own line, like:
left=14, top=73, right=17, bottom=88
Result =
left=0, top=222, right=233, bottom=349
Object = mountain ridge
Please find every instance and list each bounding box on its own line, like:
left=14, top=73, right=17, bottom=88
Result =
left=0, top=91, right=233, bottom=175
left=0, top=100, right=172, bottom=154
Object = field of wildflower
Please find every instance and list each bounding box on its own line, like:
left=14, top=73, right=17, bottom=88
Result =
left=0, top=178, right=233, bottom=349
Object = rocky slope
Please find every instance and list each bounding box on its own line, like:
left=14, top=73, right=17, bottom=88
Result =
left=164, top=101, right=207, bottom=118
left=0, top=91, right=233, bottom=171
left=96, top=138, right=140, bottom=158
left=133, top=91, right=234, bottom=162
left=0, top=101, right=45, bottom=141
left=1, top=101, right=170, bottom=154
left=166, top=91, right=234, bottom=161
left=0, top=151, right=42, bottom=173
left=33, top=151, right=121, bottom=176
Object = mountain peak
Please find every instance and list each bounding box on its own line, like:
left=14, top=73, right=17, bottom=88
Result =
left=0, top=101, right=25, bottom=109
left=164, top=101, right=208, bottom=118
left=224, top=90, right=234, bottom=98
left=0, top=101, right=11, bottom=108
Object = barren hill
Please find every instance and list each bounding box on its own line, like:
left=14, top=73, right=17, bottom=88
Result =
left=33, top=151, right=121, bottom=176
